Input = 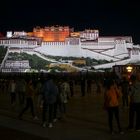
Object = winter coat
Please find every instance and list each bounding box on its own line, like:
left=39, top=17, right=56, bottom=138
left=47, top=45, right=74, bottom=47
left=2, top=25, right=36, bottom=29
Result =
left=104, top=85, right=121, bottom=108
left=43, top=79, right=58, bottom=104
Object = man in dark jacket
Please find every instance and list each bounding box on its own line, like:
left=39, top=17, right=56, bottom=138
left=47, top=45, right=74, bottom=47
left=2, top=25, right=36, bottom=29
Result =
left=42, top=75, right=58, bottom=128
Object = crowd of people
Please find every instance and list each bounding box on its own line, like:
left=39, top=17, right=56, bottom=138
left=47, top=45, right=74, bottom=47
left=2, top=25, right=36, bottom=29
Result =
left=7, top=75, right=73, bottom=128
left=103, top=73, right=140, bottom=134
left=0, top=72, right=140, bottom=134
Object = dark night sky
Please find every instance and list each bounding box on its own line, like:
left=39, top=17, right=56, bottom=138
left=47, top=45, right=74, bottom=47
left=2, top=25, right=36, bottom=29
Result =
left=0, top=0, right=140, bottom=44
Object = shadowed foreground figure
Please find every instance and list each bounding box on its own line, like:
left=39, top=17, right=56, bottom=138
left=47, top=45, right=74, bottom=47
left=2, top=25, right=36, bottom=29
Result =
left=104, top=79, right=123, bottom=134
left=42, top=75, right=58, bottom=128
left=18, top=79, right=37, bottom=120
left=121, top=77, right=129, bottom=108
left=128, top=74, right=140, bottom=131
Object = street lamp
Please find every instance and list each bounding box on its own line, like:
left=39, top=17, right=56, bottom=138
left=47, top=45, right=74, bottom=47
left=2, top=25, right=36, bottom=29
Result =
left=126, top=66, right=133, bottom=73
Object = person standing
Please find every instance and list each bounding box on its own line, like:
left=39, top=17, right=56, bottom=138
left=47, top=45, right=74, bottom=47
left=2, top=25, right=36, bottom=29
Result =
left=16, top=78, right=26, bottom=106
left=121, top=77, right=129, bottom=108
left=128, top=74, right=140, bottom=131
left=59, top=80, right=70, bottom=119
left=104, top=79, right=123, bottom=134
left=69, top=80, right=74, bottom=97
left=87, top=79, right=92, bottom=94
left=42, top=75, right=58, bottom=128
left=9, top=79, right=16, bottom=105
left=81, top=77, right=86, bottom=96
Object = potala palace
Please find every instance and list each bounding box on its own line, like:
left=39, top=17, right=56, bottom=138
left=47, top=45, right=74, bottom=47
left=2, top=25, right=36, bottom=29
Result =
left=0, top=26, right=140, bottom=71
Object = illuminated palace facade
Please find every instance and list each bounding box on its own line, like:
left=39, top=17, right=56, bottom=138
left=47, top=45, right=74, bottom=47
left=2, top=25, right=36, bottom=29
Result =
left=28, top=26, right=71, bottom=42
left=0, top=26, right=140, bottom=69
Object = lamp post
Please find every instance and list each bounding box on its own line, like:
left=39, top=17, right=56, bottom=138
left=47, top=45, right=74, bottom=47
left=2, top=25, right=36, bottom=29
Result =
left=126, top=65, right=133, bottom=79
left=126, top=66, right=133, bottom=73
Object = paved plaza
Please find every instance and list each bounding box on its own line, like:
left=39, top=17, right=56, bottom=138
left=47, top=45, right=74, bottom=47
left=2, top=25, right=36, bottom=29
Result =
left=0, top=82, right=140, bottom=140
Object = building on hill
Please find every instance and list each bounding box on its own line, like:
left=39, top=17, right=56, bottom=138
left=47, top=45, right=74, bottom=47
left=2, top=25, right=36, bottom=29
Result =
left=0, top=26, right=140, bottom=69
left=1, top=60, right=30, bottom=72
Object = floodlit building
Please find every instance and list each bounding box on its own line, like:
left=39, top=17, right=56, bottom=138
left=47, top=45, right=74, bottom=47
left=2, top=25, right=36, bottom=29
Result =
left=0, top=26, right=140, bottom=69
left=28, top=26, right=72, bottom=42
left=1, top=60, right=30, bottom=72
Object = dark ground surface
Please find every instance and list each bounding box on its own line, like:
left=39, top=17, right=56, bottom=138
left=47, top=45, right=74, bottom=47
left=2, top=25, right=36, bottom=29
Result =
left=0, top=83, right=140, bottom=140
left=0, top=125, right=48, bottom=140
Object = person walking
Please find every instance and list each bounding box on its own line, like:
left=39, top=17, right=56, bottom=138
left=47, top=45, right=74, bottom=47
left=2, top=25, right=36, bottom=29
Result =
left=104, top=79, right=123, bottom=134
left=18, top=79, right=37, bottom=120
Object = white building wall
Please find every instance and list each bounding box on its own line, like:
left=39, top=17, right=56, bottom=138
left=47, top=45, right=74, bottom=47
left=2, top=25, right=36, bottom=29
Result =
left=98, top=37, right=115, bottom=43
left=1, top=36, right=140, bottom=68
left=7, top=44, right=37, bottom=48
left=35, top=43, right=129, bottom=61
left=0, top=39, right=38, bottom=48
left=126, top=43, right=133, bottom=49
left=81, top=48, right=119, bottom=61
left=130, top=49, right=140, bottom=63
left=81, top=43, right=114, bottom=50
left=35, top=45, right=82, bottom=57
left=113, top=43, right=129, bottom=58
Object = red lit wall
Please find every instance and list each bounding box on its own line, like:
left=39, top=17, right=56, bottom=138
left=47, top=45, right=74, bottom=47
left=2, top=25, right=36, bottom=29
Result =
left=29, top=26, right=70, bottom=42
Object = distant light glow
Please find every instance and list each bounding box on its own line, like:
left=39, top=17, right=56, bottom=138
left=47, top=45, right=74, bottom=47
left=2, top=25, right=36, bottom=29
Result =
left=7, top=31, right=12, bottom=38
left=126, top=66, right=133, bottom=72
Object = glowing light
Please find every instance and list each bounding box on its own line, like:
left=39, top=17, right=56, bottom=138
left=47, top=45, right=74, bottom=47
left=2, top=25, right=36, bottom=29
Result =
left=126, top=66, right=133, bottom=72
left=28, top=26, right=70, bottom=42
